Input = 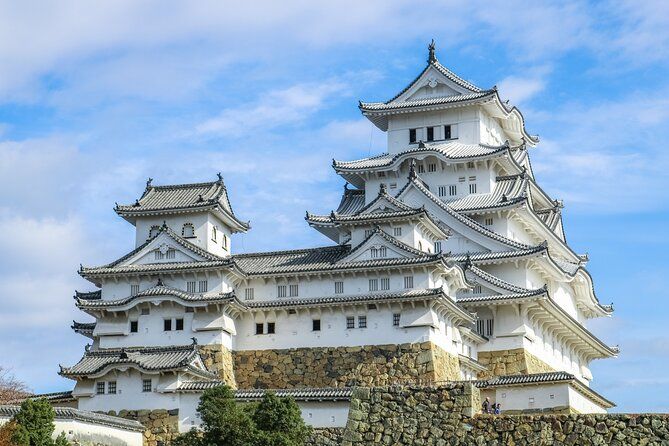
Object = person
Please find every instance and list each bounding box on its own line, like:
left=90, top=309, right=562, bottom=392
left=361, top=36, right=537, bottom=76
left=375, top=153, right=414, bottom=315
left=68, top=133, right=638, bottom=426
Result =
left=482, top=397, right=490, bottom=414
left=494, top=403, right=501, bottom=415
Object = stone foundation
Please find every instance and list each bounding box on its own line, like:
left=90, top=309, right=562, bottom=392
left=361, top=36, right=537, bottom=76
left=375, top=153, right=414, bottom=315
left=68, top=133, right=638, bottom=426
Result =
left=476, top=348, right=554, bottom=378
left=198, top=344, right=236, bottom=387
left=112, top=409, right=179, bottom=446
left=233, top=342, right=460, bottom=389
left=306, top=427, right=345, bottom=446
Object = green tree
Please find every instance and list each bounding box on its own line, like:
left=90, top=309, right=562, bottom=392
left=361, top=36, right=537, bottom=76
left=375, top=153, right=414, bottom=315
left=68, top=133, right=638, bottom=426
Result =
left=252, top=392, right=311, bottom=446
left=173, top=386, right=311, bottom=446
left=10, top=399, right=69, bottom=446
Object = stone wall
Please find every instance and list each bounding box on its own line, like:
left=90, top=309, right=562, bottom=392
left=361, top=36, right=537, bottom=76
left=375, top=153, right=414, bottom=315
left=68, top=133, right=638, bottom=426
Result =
left=477, top=348, right=554, bottom=378
left=306, top=428, right=345, bottom=446
left=111, top=409, right=179, bottom=446
left=334, top=384, right=669, bottom=446
left=233, top=342, right=461, bottom=389
left=198, top=344, right=236, bottom=387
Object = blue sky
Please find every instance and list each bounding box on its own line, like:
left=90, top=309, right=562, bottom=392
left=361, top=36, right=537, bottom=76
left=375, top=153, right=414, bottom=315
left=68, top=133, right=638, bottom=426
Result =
left=0, top=1, right=668, bottom=412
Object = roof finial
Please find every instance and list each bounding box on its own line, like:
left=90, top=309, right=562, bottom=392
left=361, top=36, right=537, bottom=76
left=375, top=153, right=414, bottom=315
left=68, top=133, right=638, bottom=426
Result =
left=85, top=343, right=91, bottom=352
left=330, top=210, right=337, bottom=220
left=216, top=172, right=223, bottom=182
left=418, top=140, right=426, bottom=149
left=379, top=183, right=387, bottom=195
left=197, top=194, right=204, bottom=202
left=191, top=337, right=198, bottom=346
left=146, top=177, right=153, bottom=189
left=344, top=182, right=349, bottom=191
left=408, top=160, right=417, bottom=180
left=120, top=348, right=128, bottom=360
left=428, top=39, right=437, bottom=63
left=157, top=277, right=164, bottom=286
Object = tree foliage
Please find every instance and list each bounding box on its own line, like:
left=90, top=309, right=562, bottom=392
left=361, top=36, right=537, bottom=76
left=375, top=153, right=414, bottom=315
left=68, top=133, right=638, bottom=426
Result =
left=9, top=399, right=69, bottom=446
left=174, top=386, right=311, bottom=446
left=0, top=368, right=29, bottom=404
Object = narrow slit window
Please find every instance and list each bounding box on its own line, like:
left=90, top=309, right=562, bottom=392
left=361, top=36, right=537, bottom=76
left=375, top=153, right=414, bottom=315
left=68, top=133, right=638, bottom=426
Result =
left=409, top=128, right=417, bottom=143
left=130, top=321, right=138, bottom=333
left=444, top=125, right=452, bottom=140
left=469, top=183, right=477, bottom=194
left=313, top=319, right=321, bottom=331
left=426, top=126, right=434, bottom=142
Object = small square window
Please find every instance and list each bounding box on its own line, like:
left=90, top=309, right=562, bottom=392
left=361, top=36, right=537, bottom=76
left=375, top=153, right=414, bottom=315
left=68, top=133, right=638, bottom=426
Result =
left=107, top=381, right=117, bottom=395
left=484, top=217, right=493, bottom=226
left=389, top=183, right=397, bottom=189
left=198, top=280, right=208, bottom=293
left=277, top=285, right=287, bottom=298
left=380, top=278, right=390, bottom=291
left=175, top=318, right=184, bottom=331
left=289, top=284, right=299, bottom=297
left=96, top=382, right=105, bottom=395
left=368, top=279, right=378, bottom=292
left=313, top=319, right=321, bottom=331
left=393, top=227, right=402, bottom=237
left=417, top=164, right=425, bottom=173
left=244, top=288, right=255, bottom=300
left=140, top=308, right=150, bottom=316
left=469, top=183, right=477, bottom=194
left=186, top=281, right=196, bottom=293
left=346, top=316, right=355, bottom=329
left=358, top=316, right=367, bottom=329
left=449, top=185, right=457, bottom=196
left=164, top=319, right=172, bottom=331
left=428, top=163, right=437, bottom=172
left=403, top=276, right=414, bottom=289
left=267, top=322, right=275, bottom=334
left=255, top=323, right=264, bottom=335
left=130, top=284, right=139, bottom=296
left=334, top=281, right=344, bottom=294
left=393, top=313, right=401, bottom=327
left=130, top=321, right=138, bottom=333
left=142, top=379, right=152, bottom=393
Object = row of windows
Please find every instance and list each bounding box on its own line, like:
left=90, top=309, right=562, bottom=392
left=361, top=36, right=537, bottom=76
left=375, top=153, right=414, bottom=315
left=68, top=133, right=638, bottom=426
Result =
left=243, top=276, right=415, bottom=301
left=476, top=318, right=494, bottom=337
left=409, top=124, right=453, bottom=143
left=130, top=280, right=208, bottom=296
left=150, top=223, right=228, bottom=250
left=129, top=316, right=188, bottom=333
left=97, top=379, right=153, bottom=395
left=255, top=314, right=402, bottom=334
left=437, top=176, right=478, bottom=198
left=154, top=248, right=176, bottom=260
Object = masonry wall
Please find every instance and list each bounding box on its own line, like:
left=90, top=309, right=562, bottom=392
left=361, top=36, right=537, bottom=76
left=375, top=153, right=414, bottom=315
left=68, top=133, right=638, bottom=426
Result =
left=110, top=409, right=179, bottom=446
left=198, top=344, right=236, bottom=387
left=336, top=384, right=669, bottom=446
left=476, top=348, right=554, bottom=378
left=233, top=342, right=460, bottom=389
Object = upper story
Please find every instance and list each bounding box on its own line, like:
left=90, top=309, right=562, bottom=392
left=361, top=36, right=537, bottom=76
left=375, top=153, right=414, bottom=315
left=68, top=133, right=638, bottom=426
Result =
left=115, top=174, right=249, bottom=257
left=359, top=41, right=538, bottom=155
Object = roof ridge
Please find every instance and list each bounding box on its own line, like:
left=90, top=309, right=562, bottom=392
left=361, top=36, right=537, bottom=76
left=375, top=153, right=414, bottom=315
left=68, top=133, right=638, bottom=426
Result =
left=233, top=244, right=348, bottom=259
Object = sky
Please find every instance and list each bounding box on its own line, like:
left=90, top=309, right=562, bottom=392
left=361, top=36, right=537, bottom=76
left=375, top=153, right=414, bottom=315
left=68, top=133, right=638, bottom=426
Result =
left=0, top=0, right=668, bottom=412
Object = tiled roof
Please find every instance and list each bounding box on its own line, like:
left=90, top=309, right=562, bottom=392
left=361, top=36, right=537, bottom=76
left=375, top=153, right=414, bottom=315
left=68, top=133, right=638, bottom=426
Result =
left=396, top=174, right=531, bottom=250
left=20, top=390, right=76, bottom=404
left=81, top=260, right=230, bottom=277
left=307, top=208, right=427, bottom=225
left=0, top=406, right=145, bottom=432
left=115, top=176, right=249, bottom=231
left=74, top=290, right=101, bottom=300
left=446, top=173, right=529, bottom=213
left=245, top=288, right=444, bottom=310
left=475, top=371, right=615, bottom=408
left=458, top=288, right=547, bottom=305
left=360, top=89, right=495, bottom=112
left=60, top=345, right=216, bottom=379
left=465, top=265, right=532, bottom=294
left=71, top=321, right=96, bottom=335
left=336, top=187, right=366, bottom=214
left=76, top=285, right=235, bottom=310
left=450, top=244, right=547, bottom=264
left=333, top=141, right=511, bottom=171
left=177, top=383, right=353, bottom=401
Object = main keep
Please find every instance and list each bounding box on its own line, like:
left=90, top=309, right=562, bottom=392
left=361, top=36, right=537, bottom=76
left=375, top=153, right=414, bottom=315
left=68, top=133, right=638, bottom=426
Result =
left=62, top=43, right=617, bottom=434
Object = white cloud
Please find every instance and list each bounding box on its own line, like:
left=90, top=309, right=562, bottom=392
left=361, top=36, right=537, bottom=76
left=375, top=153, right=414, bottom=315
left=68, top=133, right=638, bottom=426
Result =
left=497, top=70, right=549, bottom=105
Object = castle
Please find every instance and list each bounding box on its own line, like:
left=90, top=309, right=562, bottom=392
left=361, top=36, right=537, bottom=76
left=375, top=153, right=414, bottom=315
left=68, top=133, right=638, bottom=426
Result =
left=60, top=42, right=617, bottom=434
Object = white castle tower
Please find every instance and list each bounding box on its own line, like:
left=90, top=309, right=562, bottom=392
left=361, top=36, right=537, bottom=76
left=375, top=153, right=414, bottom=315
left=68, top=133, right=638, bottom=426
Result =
left=61, top=42, right=616, bottom=437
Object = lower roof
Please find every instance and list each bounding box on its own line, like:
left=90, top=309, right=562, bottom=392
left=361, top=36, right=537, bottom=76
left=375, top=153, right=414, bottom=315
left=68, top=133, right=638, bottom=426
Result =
left=0, top=405, right=144, bottom=432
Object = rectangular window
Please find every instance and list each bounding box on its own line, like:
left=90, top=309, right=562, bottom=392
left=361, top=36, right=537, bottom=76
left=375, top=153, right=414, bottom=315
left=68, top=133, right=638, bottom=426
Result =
left=142, top=379, right=152, bottom=393
left=368, top=279, right=378, bottom=292
left=96, top=382, right=105, bottom=395
left=166, top=249, right=176, bottom=259
left=417, top=164, right=425, bottom=173
left=107, top=381, right=117, bottom=395
left=428, top=163, right=437, bottom=172
left=164, top=319, right=172, bottom=331
left=444, top=125, right=452, bottom=140
left=409, top=128, right=417, bottom=143
left=244, top=288, right=255, bottom=301
left=364, top=229, right=373, bottom=238
left=255, top=323, right=264, bottom=335
left=277, top=285, right=287, bottom=298
left=404, top=276, right=414, bottom=289
left=334, top=281, right=344, bottom=294
left=313, top=319, right=321, bottom=331
left=198, top=280, right=208, bottom=293
left=467, top=161, right=475, bottom=169
left=267, top=322, right=275, bottom=334
left=289, top=284, right=299, bottom=297
left=426, top=126, right=434, bottom=142
left=185, top=307, right=194, bottom=313
left=130, top=321, right=138, bottom=333
left=140, top=308, right=150, bottom=316
left=486, top=319, right=494, bottom=336
left=458, top=176, right=465, bottom=183
left=358, top=316, right=367, bottom=329
left=393, top=313, right=401, bottom=327
left=130, top=284, right=139, bottom=296
left=379, top=246, right=387, bottom=257
left=434, top=241, right=442, bottom=253
left=438, top=186, right=448, bottom=197
left=186, top=281, right=196, bottom=293
left=449, top=185, right=457, bottom=196
left=380, top=277, right=390, bottom=291
left=473, top=285, right=482, bottom=294
left=484, top=217, right=493, bottom=226
left=154, top=250, right=164, bottom=260
left=389, top=183, right=397, bottom=189
left=175, top=318, right=184, bottom=331
left=469, top=175, right=476, bottom=181
left=469, top=183, right=477, bottom=194
left=346, top=316, right=355, bottom=329
left=393, top=227, right=402, bottom=237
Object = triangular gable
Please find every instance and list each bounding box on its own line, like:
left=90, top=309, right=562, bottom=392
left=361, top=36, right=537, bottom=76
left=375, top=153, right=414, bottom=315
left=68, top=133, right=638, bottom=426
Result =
left=338, top=229, right=424, bottom=263
left=116, top=227, right=221, bottom=267
left=397, top=64, right=471, bottom=103
left=394, top=175, right=529, bottom=253
left=353, top=186, right=415, bottom=216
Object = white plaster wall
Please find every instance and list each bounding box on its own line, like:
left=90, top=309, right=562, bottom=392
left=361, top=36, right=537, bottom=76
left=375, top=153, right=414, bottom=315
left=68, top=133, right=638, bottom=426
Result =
left=567, top=386, right=607, bottom=414
left=490, top=383, right=570, bottom=413
left=75, top=370, right=180, bottom=413
left=100, top=273, right=231, bottom=301
left=0, top=416, right=143, bottom=446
